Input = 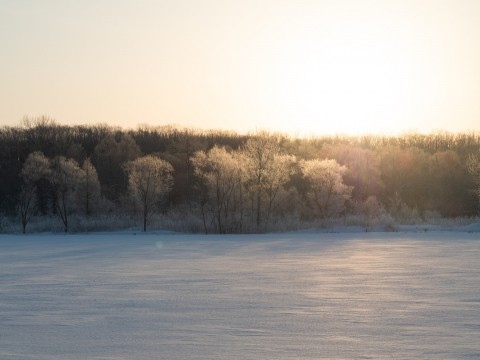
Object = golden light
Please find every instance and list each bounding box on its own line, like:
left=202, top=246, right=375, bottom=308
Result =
left=235, top=2, right=457, bottom=137
left=257, top=24, right=413, bottom=135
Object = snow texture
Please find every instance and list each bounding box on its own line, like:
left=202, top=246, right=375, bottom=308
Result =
left=1, top=231, right=480, bottom=359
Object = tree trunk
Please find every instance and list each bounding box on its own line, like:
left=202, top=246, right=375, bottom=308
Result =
left=201, top=202, right=208, bottom=235
left=216, top=183, right=223, bottom=234
left=143, top=202, right=148, bottom=232
left=256, top=192, right=261, bottom=229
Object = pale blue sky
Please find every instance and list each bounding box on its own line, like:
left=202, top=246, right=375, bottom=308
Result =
left=1, top=0, right=480, bottom=135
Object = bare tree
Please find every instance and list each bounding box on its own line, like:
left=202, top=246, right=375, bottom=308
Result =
left=124, top=156, right=174, bottom=231
left=300, top=158, right=352, bottom=218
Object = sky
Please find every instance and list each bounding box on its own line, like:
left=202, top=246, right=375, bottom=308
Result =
left=1, top=0, right=480, bottom=136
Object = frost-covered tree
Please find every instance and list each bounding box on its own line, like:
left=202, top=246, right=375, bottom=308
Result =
left=240, top=135, right=294, bottom=230
left=18, top=153, right=85, bottom=232
left=124, top=156, right=174, bottom=231
left=50, top=156, right=84, bottom=232
left=300, top=159, right=352, bottom=218
left=18, top=151, right=51, bottom=233
left=262, top=154, right=296, bottom=223
left=191, top=146, right=243, bottom=233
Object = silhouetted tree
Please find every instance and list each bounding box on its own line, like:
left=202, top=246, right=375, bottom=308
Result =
left=77, top=158, right=101, bottom=216
left=467, top=152, right=480, bottom=211
left=429, top=151, right=473, bottom=216
left=93, top=133, right=141, bottom=200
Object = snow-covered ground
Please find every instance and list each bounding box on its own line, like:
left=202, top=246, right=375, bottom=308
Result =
left=1, top=231, right=479, bottom=359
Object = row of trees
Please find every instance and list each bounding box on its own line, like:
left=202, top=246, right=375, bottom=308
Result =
left=1, top=117, right=480, bottom=233
left=17, top=151, right=176, bottom=233
left=191, top=139, right=352, bottom=233
left=16, top=136, right=353, bottom=233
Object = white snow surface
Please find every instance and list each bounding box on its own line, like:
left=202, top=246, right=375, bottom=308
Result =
left=1, top=230, right=480, bottom=359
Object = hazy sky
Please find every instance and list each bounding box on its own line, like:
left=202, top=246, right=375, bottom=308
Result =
left=1, top=0, right=480, bottom=135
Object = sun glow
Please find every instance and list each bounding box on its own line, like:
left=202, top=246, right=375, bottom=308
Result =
left=252, top=11, right=419, bottom=136
left=280, top=43, right=407, bottom=134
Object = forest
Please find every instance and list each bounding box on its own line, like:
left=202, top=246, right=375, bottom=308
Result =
left=1, top=116, right=480, bottom=233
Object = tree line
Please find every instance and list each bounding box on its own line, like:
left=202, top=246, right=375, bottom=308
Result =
left=1, top=116, right=480, bottom=233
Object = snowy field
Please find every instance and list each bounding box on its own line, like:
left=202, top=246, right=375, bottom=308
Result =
left=1, top=231, right=480, bottom=359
